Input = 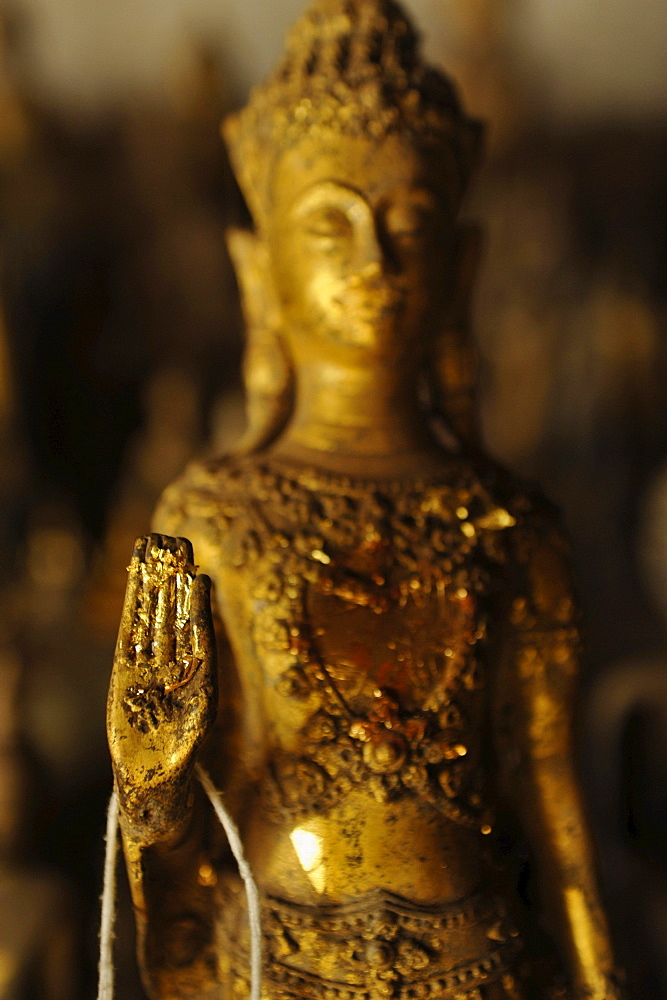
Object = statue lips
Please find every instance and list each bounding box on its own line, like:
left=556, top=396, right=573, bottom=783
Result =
left=337, top=280, right=408, bottom=348
left=346, top=271, right=404, bottom=311
left=354, top=290, right=402, bottom=320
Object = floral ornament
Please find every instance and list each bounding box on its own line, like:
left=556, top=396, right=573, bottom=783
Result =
left=348, top=907, right=433, bottom=993
left=298, top=689, right=486, bottom=826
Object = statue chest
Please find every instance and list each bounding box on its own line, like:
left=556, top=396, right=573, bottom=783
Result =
left=199, top=460, right=519, bottom=827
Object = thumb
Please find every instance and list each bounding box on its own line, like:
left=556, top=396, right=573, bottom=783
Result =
left=190, top=573, right=217, bottom=681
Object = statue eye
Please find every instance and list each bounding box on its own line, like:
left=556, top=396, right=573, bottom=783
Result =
left=384, top=204, right=431, bottom=240
left=303, top=207, right=353, bottom=240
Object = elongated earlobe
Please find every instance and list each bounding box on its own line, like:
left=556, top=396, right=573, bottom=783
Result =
left=226, top=228, right=280, bottom=343
left=226, top=228, right=293, bottom=453
left=452, top=224, right=484, bottom=323
left=429, top=225, right=483, bottom=448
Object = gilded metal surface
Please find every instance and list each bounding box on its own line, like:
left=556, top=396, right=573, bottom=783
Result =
left=107, top=1, right=624, bottom=997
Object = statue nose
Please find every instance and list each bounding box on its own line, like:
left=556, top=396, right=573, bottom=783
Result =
left=351, top=203, right=385, bottom=275
left=352, top=231, right=390, bottom=287
left=360, top=260, right=383, bottom=280
left=348, top=260, right=384, bottom=291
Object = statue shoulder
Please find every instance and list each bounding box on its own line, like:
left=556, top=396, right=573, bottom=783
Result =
left=462, top=454, right=575, bottom=591
left=465, top=455, right=560, bottom=529
left=475, top=459, right=578, bottom=623
left=455, top=454, right=560, bottom=535
left=151, top=454, right=243, bottom=551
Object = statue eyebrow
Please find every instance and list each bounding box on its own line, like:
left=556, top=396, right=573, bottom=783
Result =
left=383, top=183, right=446, bottom=209
left=290, top=180, right=447, bottom=220
left=290, top=180, right=368, bottom=218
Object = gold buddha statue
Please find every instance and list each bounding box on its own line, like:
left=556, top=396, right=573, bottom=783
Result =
left=107, top=2, right=623, bottom=997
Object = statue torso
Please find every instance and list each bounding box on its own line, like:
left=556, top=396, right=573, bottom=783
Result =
left=155, top=453, right=539, bottom=999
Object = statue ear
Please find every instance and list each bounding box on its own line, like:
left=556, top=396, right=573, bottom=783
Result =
left=450, top=223, right=484, bottom=327
left=226, top=227, right=281, bottom=336
left=226, top=228, right=292, bottom=453
left=429, top=225, right=484, bottom=449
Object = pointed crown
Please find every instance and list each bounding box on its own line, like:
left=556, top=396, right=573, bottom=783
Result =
left=224, top=0, right=482, bottom=230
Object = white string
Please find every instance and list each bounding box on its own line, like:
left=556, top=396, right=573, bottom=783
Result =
left=196, top=763, right=262, bottom=1000
left=97, top=790, right=119, bottom=1000
left=97, top=770, right=261, bottom=1000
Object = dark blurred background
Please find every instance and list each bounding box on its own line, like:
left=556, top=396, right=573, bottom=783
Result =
left=0, top=0, right=665, bottom=997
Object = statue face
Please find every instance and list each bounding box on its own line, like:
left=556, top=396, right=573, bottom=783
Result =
left=268, top=131, right=457, bottom=366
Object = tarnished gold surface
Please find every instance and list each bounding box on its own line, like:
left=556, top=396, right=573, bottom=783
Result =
left=107, top=1, right=624, bottom=997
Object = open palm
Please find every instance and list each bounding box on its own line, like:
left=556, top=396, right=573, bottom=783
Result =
left=107, top=534, right=217, bottom=840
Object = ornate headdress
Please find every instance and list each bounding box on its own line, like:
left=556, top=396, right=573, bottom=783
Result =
left=224, top=0, right=482, bottom=231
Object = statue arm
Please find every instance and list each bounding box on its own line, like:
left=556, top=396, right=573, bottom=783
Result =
left=495, top=523, right=623, bottom=1000
left=107, top=534, right=222, bottom=998
left=119, top=788, right=220, bottom=999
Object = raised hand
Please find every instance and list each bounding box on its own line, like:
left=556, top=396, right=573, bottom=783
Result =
left=107, top=534, right=217, bottom=843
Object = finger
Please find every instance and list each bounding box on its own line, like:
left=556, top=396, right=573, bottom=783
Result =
left=174, top=550, right=193, bottom=633
left=190, top=575, right=215, bottom=667
left=145, top=535, right=194, bottom=687
left=110, top=536, right=151, bottom=715
left=114, top=536, right=148, bottom=667
left=173, top=537, right=196, bottom=671
left=189, top=575, right=218, bottom=729
left=150, top=533, right=194, bottom=566
left=150, top=563, right=176, bottom=681
left=136, top=534, right=184, bottom=673
left=136, top=540, right=158, bottom=683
